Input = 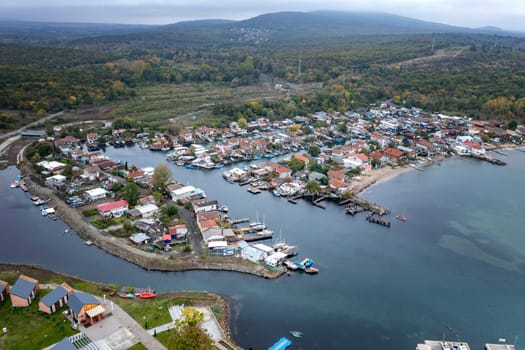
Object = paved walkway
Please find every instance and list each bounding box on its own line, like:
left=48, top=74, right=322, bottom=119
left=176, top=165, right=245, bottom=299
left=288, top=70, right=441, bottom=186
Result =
left=81, top=296, right=167, bottom=350
left=147, top=304, right=225, bottom=344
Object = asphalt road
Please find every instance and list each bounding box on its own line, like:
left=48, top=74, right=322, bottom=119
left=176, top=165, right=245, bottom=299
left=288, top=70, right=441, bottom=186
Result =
left=177, top=206, right=204, bottom=256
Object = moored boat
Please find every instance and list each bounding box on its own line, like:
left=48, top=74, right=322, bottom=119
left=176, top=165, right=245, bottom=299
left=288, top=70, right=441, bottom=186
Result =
left=118, top=292, right=135, bottom=299
left=289, top=330, right=303, bottom=338
left=139, top=292, right=157, bottom=299
left=300, top=258, right=314, bottom=267
left=395, top=215, right=407, bottom=221
left=305, top=267, right=319, bottom=274
left=283, top=260, right=298, bottom=270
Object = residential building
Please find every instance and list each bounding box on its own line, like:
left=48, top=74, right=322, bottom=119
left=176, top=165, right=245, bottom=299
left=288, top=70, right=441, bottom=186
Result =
left=38, top=283, right=72, bottom=314
left=97, top=199, right=129, bottom=218
left=10, top=275, right=39, bottom=307
left=85, top=188, right=107, bottom=202
left=170, top=185, right=206, bottom=201
left=67, top=291, right=105, bottom=326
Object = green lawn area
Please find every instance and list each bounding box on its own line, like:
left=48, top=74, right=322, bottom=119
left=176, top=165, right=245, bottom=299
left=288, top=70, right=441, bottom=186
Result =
left=112, top=296, right=180, bottom=329
left=127, top=342, right=148, bottom=350
left=0, top=291, right=78, bottom=350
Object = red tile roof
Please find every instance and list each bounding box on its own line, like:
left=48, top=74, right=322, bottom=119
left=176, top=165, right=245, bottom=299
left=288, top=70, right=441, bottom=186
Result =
left=97, top=200, right=128, bottom=212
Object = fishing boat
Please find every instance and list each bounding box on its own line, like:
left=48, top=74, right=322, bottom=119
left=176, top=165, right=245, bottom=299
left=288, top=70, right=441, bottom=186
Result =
left=289, top=331, right=303, bottom=338
left=118, top=292, right=135, bottom=299
left=283, top=260, right=298, bottom=270
left=139, top=292, right=157, bottom=299
left=300, top=258, right=314, bottom=267
left=305, top=267, right=319, bottom=274
left=395, top=215, right=407, bottom=221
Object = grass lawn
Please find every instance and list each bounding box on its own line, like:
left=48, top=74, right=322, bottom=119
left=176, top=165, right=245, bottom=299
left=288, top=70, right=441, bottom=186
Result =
left=112, top=296, right=181, bottom=330
left=0, top=291, right=78, bottom=350
left=127, top=342, right=148, bottom=350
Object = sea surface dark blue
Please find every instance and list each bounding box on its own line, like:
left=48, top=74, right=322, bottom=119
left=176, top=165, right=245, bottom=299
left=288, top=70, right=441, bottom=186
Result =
left=1, top=147, right=524, bottom=350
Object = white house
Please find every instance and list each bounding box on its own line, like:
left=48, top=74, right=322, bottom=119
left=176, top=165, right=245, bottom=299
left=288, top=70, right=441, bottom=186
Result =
left=46, top=174, right=67, bottom=187
left=38, top=160, right=66, bottom=174
left=85, top=188, right=107, bottom=202
left=170, top=185, right=206, bottom=201
left=193, top=199, right=218, bottom=213
left=97, top=200, right=129, bottom=218
left=130, top=203, right=159, bottom=218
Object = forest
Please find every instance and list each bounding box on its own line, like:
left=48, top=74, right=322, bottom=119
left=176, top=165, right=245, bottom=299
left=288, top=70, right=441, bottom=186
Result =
left=1, top=12, right=525, bottom=129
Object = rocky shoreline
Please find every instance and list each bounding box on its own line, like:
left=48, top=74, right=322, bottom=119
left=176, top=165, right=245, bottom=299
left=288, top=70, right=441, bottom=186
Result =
left=17, top=161, right=285, bottom=280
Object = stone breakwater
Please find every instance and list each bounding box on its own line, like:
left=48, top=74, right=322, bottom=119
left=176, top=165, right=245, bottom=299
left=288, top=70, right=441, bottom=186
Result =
left=19, top=163, right=284, bottom=279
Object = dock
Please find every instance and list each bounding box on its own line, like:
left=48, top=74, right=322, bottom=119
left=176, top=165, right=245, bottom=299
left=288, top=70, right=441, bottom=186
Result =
left=346, top=205, right=366, bottom=216
left=366, top=214, right=391, bottom=227
left=247, top=187, right=261, bottom=194
left=231, top=218, right=250, bottom=225
left=470, top=153, right=506, bottom=165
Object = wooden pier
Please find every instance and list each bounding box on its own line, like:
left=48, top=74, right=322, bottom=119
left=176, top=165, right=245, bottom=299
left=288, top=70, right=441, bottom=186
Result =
left=247, top=187, right=261, bottom=194
left=231, top=218, right=250, bottom=225
left=470, top=154, right=506, bottom=165
left=366, top=214, right=391, bottom=227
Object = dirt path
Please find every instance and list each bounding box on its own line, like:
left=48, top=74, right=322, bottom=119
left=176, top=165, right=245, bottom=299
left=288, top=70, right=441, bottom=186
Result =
left=386, top=47, right=467, bottom=68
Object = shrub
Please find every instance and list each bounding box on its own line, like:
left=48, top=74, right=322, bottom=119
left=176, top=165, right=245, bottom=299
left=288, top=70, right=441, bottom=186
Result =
left=83, top=209, right=99, bottom=217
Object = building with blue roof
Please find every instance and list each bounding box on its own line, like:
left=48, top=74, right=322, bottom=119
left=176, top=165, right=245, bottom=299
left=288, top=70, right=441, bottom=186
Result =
left=39, top=283, right=72, bottom=314
left=10, top=275, right=39, bottom=307
left=67, top=291, right=105, bottom=326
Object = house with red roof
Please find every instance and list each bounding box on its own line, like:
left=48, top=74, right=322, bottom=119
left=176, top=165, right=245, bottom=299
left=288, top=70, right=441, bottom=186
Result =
left=383, top=148, right=405, bottom=162
left=463, top=141, right=486, bottom=156
left=293, top=154, right=310, bottom=166
left=266, top=162, right=292, bottom=179
left=97, top=200, right=129, bottom=218
left=370, top=133, right=388, bottom=148
left=169, top=224, right=188, bottom=241
left=329, top=178, right=348, bottom=194
left=327, top=170, right=345, bottom=182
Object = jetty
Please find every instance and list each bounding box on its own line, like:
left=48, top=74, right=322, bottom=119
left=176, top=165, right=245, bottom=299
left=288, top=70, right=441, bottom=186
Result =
left=230, top=218, right=250, bottom=225
left=366, top=214, right=391, bottom=227
left=247, top=187, right=261, bottom=194
left=470, top=154, right=506, bottom=165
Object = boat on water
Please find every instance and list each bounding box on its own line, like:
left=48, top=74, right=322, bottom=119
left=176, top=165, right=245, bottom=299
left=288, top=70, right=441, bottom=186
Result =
left=272, top=189, right=281, bottom=197
left=84, top=240, right=94, bottom=246
left=395, top=215, right=407, bottom=221
left=139, top=292, right=157, bottom=299
left=273, top=242, right=298, bottom=257
left=185, top=164, right=195, bottom=169
left=268, top=337, right=291, bottom=350
left=218, top=205, right=229, bottom=213
left=289, top=330, right=303, bottom=338
left=10, top=181, right=20, bottom=188
left=305, top=267, right=319, bottom=274
left=300, top=258, right=314, bottom=267
left=283, top=260, right=298, bottom=270
left=34, top=198, right=50, bottom=206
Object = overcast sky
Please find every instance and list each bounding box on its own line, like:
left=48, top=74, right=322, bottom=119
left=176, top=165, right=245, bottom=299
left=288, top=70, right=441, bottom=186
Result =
left=1, top=0, right=524, bottom=31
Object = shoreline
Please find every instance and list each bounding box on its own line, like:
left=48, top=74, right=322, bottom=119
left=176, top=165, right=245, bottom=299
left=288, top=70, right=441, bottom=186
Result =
left=0, top=263, right=240, bottom=349
left=17, top=161, right=285, bottom=280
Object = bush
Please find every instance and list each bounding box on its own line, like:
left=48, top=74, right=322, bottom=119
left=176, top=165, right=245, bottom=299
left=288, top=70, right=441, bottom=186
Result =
left=91, top=217, right=121, bottom=229
left=83, top=209, right=99, bottom=217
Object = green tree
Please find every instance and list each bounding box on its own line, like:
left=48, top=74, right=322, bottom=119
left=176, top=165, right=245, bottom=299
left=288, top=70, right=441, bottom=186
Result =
left=152, top=163, right=171, bottom=190
left=37, top=143, right=53, bottom=158
left=507, top=120, right=518, bottom=130
left=308, top=145, right=321, bottom=157
left=162, top=205, right=178, bottom=217
left=304, top=180, right=321, bottom=193
left=237, top=116, right=248, bottom=129
left=62, top=164, right=74, bottom=179
left=123, top=182, right=139, bottom=206
left=288, top=156, right=305, bottom=173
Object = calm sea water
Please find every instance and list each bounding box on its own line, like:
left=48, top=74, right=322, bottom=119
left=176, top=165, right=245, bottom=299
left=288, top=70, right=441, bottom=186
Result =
left=1, top=147, right=524, bottom=350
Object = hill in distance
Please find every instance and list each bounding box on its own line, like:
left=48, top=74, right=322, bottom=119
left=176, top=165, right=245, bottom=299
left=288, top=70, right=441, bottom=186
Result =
left=1, top=11, right=518, bottom=46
